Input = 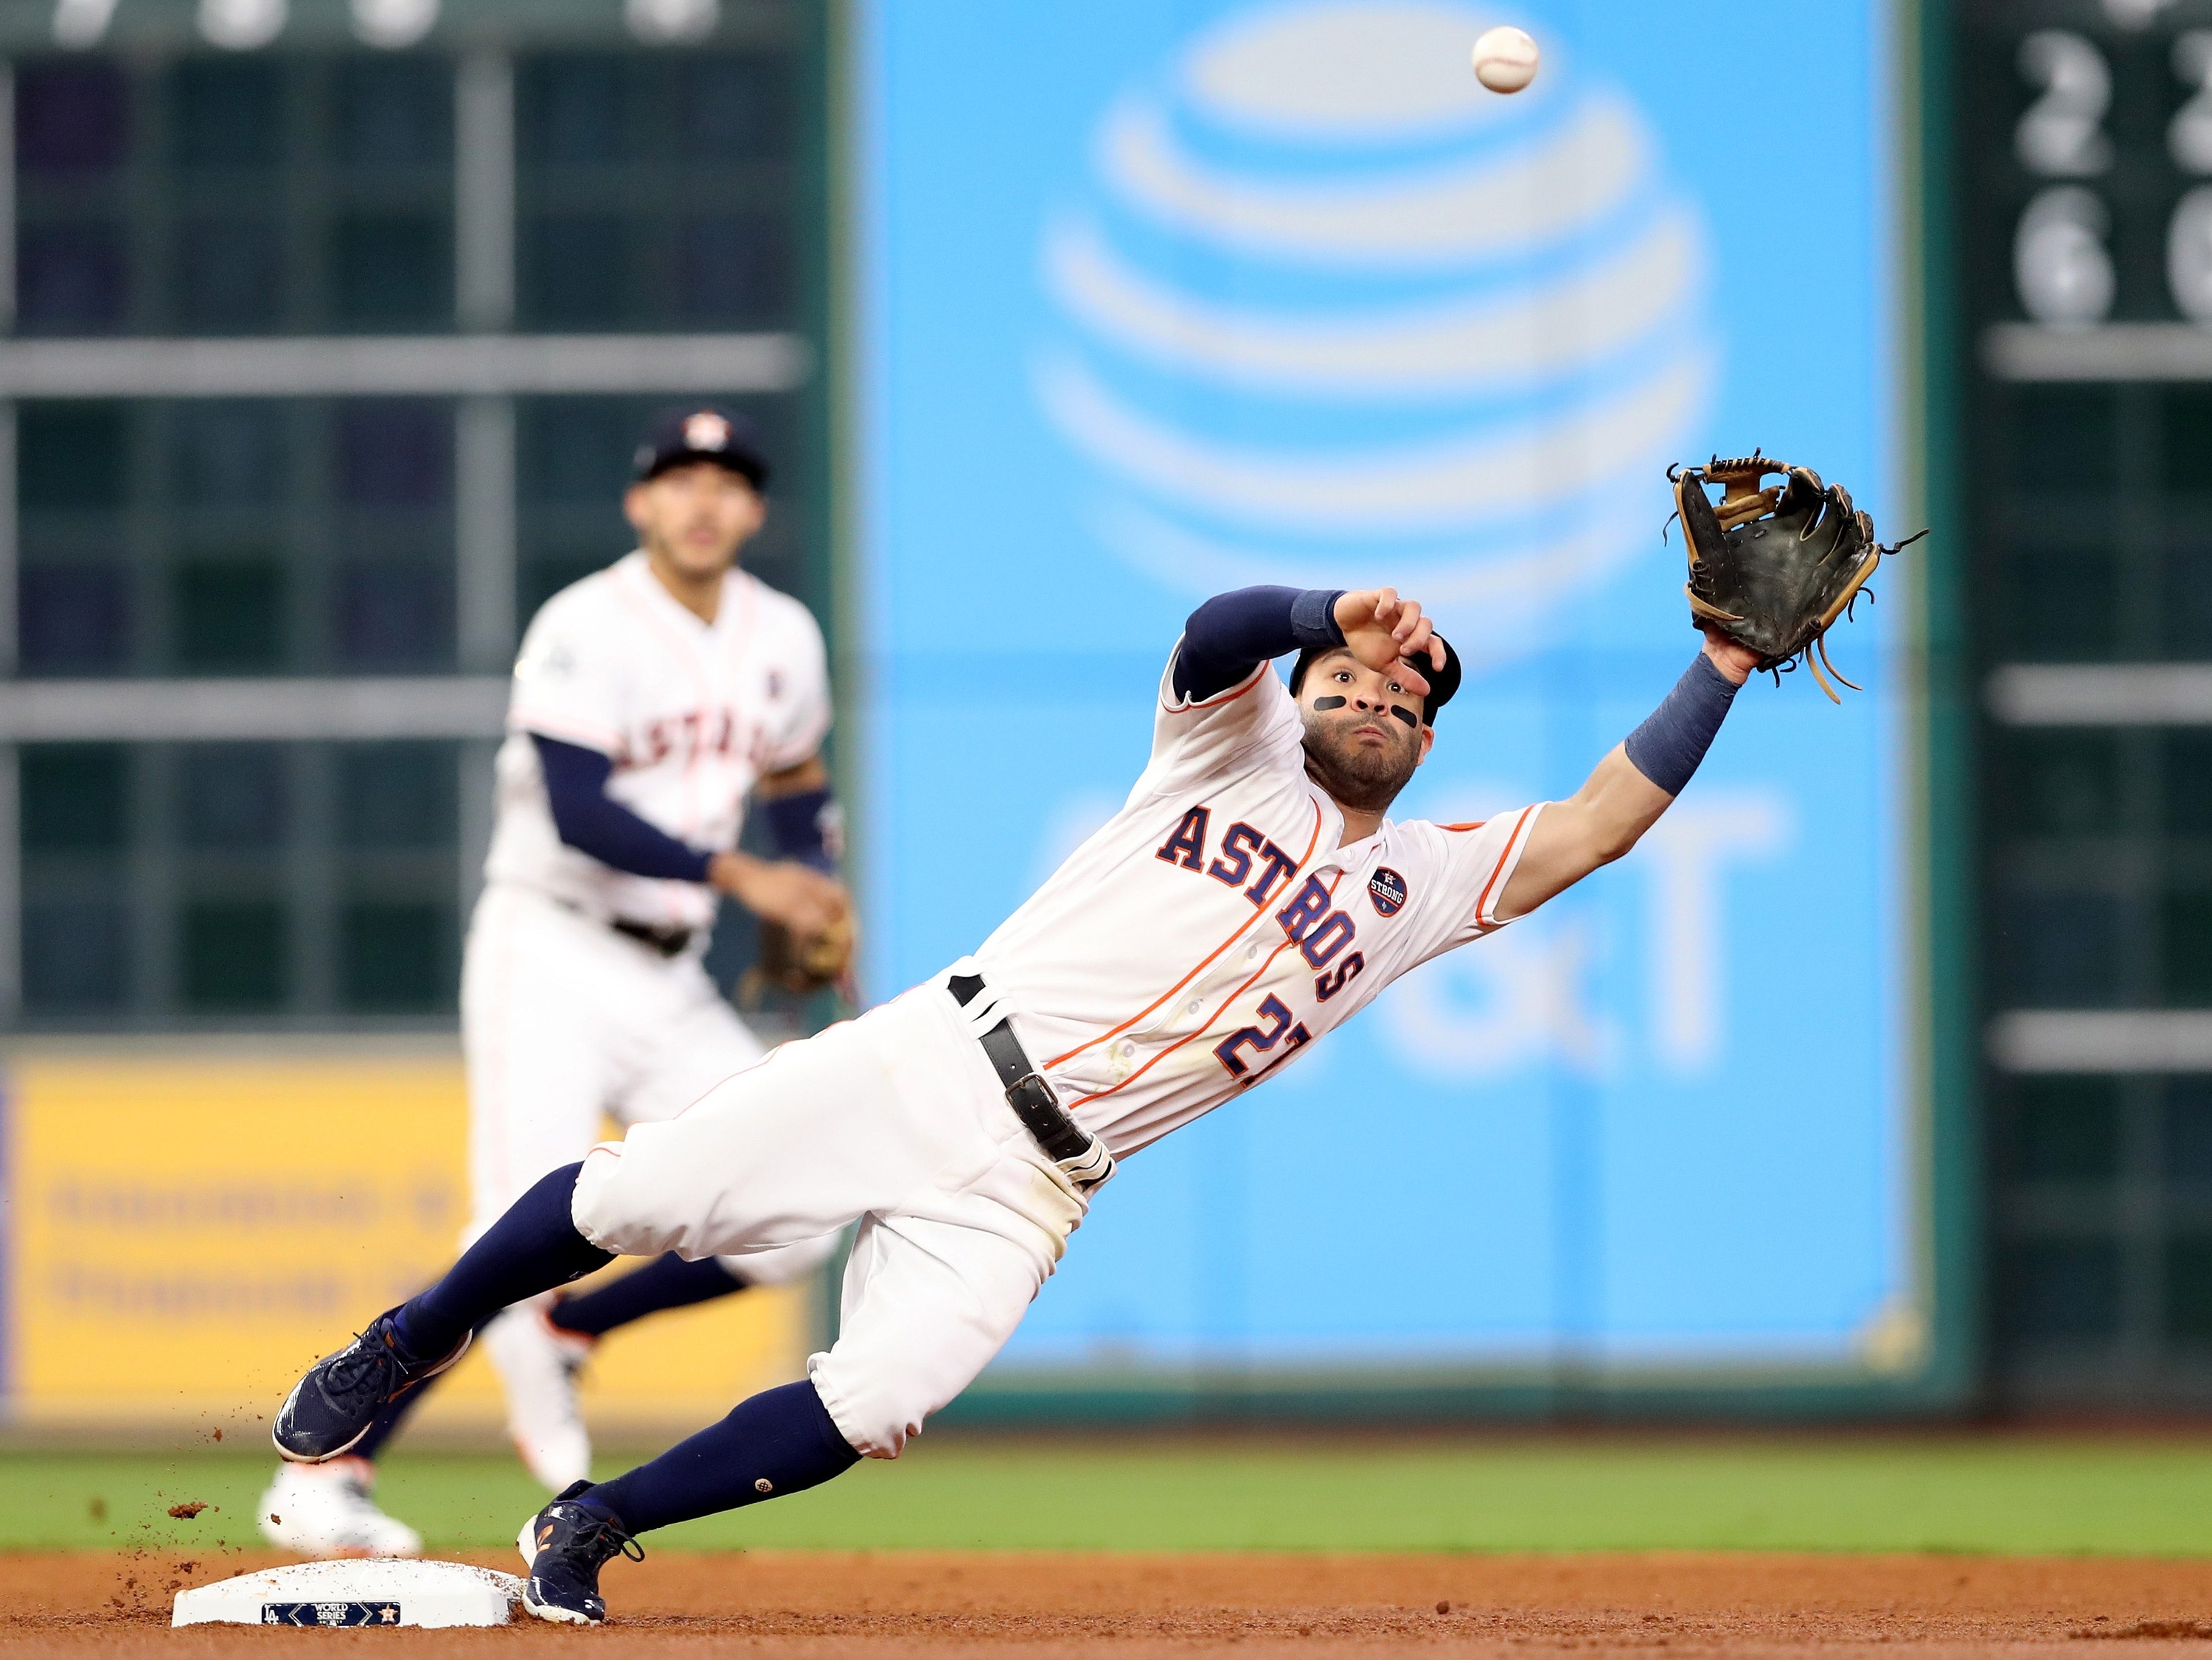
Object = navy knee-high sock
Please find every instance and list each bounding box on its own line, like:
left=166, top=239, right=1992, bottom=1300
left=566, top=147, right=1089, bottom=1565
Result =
left=394, top=1164, right=613, bottom=1359
left=551, top=1253, right=745, bottom=1340
left=580, top=1381, right=859, bottom=1535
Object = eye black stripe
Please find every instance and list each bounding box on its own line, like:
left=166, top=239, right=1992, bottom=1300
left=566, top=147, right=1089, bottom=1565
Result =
left=1312, top=695, right=1347, bottom=710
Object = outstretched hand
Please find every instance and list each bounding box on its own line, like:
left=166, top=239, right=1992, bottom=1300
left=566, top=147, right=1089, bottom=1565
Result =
left=1333, top=588, right=1444, bottom=695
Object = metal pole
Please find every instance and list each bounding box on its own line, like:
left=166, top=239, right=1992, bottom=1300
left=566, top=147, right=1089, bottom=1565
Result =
left=454, top=50, right=516, bottom=932
left=455, top=52, right=514, bottom=334
left=0, top=392, right=18, bottom=1022
left=0, top=62, right=16, bottom=338
left=455, top=394, right=515, bottom=674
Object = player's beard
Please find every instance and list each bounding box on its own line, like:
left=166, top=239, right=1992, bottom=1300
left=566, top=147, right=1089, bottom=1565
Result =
left=1298, top=713, right=1421, bottom=815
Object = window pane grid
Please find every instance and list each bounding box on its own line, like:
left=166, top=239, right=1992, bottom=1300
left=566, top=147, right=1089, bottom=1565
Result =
left=14, top=54, right=456, bottom=338
left=16, top=397, right=458, bottom=677
left=3, top=32, right=830, bottom=1039
left=18, top=739, right=461, bottom=1025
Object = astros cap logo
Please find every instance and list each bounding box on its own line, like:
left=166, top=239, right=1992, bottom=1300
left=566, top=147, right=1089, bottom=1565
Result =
left=684, top=411, right=731, bottom=452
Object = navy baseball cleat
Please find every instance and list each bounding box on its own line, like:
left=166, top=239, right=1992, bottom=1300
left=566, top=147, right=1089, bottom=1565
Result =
left=516, top=1482, right=644, bottom=1625
left=271, top=1308, right=470, bottom=1463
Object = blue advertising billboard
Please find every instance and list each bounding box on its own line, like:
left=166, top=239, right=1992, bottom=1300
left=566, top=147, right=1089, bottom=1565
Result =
left=855, top=0, right=1916, bottom=1387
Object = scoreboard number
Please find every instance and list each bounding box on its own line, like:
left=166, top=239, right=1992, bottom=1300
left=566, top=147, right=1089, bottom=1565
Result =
left=2016, top=29, right=2113, bottom=178
left=2006, top=16, right=2212, bottom=329
left=2167, top=30, right=2212, bottom=169
left=2017, top=186, right=2114, bottom=326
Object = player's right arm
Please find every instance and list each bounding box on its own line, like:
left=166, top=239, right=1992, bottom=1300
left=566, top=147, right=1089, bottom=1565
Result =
left=1171, top=585, right=1442, bottom=703
left=1148, top=585, right=1446, bottom=794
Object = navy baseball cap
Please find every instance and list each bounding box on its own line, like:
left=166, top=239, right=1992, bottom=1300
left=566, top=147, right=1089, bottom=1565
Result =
left=632, top=405, right=771, bottom=489
left=1290, top=632, right=1462, bottom=725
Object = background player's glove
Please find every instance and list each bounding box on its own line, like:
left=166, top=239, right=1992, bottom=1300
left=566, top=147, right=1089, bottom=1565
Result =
left=1669, top=453, right=1924, bottom=702
left=745, top=913, right=856, bottom=1000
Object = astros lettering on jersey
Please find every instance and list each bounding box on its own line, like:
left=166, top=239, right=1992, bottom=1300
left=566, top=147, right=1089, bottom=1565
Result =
left=486, top=550, right=831, bottom=934
left=973, top=649, right=1540, bottom=1157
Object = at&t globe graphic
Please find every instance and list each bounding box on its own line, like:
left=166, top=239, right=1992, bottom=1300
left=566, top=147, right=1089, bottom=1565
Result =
left=1034, top=0, right=1717, bottom=669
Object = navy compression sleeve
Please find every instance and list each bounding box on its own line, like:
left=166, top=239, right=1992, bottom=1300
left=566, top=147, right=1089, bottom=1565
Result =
left=1621, top=653, right=1741, bottom=797
left=1172, top=585, right=1346, bottom=702
left=761, top=787, right=838, bottom=873
left=532, top=733, right=714, bottom=883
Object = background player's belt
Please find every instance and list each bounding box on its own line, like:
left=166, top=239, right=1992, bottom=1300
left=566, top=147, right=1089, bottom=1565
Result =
left=945, top=972, right=1096, bottom=1164
left=609, top=916, right=693, bottom=957
left=550, top=897, right=694, bottom=957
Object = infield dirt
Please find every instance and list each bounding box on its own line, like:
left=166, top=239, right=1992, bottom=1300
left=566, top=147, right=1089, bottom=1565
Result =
left=7, top=1549, right=2212, bottom=1656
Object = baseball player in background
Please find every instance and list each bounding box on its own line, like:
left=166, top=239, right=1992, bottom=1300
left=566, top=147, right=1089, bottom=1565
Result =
left=260, top=407, right=851, bottom=1558
left=273, top=579, right=1764, bottom=1617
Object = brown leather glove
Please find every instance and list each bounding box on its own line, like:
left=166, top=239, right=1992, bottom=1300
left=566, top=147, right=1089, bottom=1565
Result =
left=1672, top=452, right=1923, bottom=702
left=742, top=912, right=856, bottom=1000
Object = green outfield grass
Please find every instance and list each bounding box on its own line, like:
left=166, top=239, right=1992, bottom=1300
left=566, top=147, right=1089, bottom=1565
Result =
left=4, top=1435, right=2212, bottom=1556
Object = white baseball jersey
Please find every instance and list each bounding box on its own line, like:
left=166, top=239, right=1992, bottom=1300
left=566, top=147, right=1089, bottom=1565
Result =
left=482, top=551, right=832, bottom=935
left=974, top=652, right=1543, bottom=1158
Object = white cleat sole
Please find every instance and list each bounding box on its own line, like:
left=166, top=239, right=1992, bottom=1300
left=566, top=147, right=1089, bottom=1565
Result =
left=521, top=1585, right=598, bottom=1625
left=513, top=1516, right=605, bottom=1625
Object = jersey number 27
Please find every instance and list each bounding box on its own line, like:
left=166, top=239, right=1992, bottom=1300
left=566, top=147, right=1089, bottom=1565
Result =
left=1214, top=994, right=1311, bottom=1081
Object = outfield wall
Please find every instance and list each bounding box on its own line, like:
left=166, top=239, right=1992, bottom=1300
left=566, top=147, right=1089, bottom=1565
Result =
left=0, top=1042, right=813, bottom=1439
left=852, top=0, right=1963, bottom=1417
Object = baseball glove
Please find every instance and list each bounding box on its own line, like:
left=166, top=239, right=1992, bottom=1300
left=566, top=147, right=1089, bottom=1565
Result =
left=1669, top=452, right=1924, bottom=702
left=743, top=913, right=856, bottom=1000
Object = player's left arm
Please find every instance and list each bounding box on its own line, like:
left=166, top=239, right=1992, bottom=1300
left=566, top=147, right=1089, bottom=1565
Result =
left=1495, top=632, right=1760, bottom=921
left=754, top=753, right=842, bottom=875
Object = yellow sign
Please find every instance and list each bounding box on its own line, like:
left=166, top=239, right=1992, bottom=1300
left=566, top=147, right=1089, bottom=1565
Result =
left=1, top=1047, right=814, bottom=1436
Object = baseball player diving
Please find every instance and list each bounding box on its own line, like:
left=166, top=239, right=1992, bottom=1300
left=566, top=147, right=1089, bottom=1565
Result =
left=260, top=407, right=853, bottom=1559
left=268, top=456, right=1904, bottom=1619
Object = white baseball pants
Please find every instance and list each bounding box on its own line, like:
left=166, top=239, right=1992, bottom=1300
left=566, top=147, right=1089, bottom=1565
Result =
left=569, top=968, right=1088, bottom=1458
left=461, top=882, right=836, bottom=1288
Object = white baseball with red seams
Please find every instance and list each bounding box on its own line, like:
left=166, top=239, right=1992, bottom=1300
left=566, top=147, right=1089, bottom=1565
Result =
left=1470, top=25, right=1539, bottom=94
left=569, top=645, right=1540, bottom=1460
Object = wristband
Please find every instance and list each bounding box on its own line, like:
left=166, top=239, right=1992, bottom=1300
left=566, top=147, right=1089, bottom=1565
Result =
left=762, top=787, right=841, bottom=873
left=1623, top=654, right=1739, bottom=798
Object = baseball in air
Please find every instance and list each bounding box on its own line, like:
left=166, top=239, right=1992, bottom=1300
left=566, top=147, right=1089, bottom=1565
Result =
left=1471, top=26, right=1539, bottom=93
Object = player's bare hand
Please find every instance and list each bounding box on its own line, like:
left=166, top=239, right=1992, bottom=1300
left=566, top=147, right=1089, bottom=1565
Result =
left=710, top=851, right=849, bottom=937
left=1700, top=630, right=1759, bottom=687
left=1333, top=587, right=1443, bottom=694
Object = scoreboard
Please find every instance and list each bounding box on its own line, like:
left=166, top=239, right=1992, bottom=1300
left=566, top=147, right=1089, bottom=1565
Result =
left=1958, top=0, right=2212, bottom=1408
left=1960, top=0, right=2212, bottom=370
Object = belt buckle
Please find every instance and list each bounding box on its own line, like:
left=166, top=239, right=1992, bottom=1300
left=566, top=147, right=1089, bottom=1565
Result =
left=1006, top=1070, right=1058, bottom=1112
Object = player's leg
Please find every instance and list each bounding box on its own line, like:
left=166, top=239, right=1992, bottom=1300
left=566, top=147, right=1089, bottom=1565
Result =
left=259, top=888, right=616, bottom=1547
left=462, top=894, right=664, bottom=1488
left=275, top=991, right=982, bottom=1473
left=484, top=951, right=826, bottom=1486
left=515, top=1194, right=1065, bottom=1624
left=545, top=979, right=838, bottom=1344
left=257, top=1457, right=423, bottom=1560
